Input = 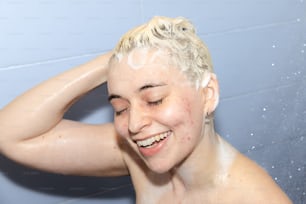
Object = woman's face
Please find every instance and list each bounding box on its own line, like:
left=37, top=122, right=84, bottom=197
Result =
left=107, top=48, right=207, bottom=173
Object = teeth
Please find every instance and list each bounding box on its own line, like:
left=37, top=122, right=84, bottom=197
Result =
left=136, top=131, right=171, bottom=148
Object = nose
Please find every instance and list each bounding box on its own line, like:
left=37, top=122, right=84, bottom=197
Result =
left=128, top=105, right=151, bottom=135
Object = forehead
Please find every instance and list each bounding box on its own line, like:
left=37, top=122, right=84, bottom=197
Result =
left=114, top=48, right=171, bottom=69
left=107, top=48, right=189, bottom=91
left=109, top=48, right=175, bottom=80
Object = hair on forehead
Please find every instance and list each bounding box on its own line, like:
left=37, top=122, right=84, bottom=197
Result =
left=110, top=16, right=214, bottom=86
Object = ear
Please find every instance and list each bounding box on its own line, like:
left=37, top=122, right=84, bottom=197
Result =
left=202, top=73, right=219, bottom=114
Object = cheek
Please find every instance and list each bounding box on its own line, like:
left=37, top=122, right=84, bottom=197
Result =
left=181, top=97, right=195, bottom=124
left=161, top=96, right=194, bottom=127
left=160, top=96, right=204, bottom=143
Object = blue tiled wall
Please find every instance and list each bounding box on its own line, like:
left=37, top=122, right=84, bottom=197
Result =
left=0, top=1, right=305, bottom=203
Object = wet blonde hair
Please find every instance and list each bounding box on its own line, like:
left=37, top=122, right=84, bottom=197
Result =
left=110, top=16, right=213, bottom=86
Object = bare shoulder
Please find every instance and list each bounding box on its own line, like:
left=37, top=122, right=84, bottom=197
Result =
left=226, top=152, right=292, bottom=204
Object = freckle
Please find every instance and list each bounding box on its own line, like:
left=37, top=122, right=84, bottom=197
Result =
left=182, top=98, right=192, bottom=116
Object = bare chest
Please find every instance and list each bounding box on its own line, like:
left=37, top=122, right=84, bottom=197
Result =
left=132, top=173, right=240, bottom=204
left=132, top=175, right=217, bottom=204
left=135, top=188, right=220, bottom=204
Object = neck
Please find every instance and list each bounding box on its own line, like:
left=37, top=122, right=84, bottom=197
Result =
left=170, top=122, right=236, bottom=191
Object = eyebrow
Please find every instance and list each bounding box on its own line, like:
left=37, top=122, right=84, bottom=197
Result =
left=108, top=83, right=167, bottom=102
left=138, top=83, right=166, bottom=92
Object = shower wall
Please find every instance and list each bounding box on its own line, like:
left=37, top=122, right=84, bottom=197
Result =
left=0, top=0, right=305, bottom=203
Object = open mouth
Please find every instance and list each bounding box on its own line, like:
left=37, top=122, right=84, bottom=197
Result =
left=136, top=131, right=172, bottom=148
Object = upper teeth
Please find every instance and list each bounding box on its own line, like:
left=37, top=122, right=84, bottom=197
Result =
left=136, top=131, right=171, bottom=147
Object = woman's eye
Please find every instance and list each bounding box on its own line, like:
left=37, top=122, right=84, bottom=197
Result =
left=148, top=99, right=163, bottom=106
left=115, top=108, right=127, bottom=116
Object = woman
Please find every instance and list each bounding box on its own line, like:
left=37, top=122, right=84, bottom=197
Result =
left=0, top=16, right=291, bottom=203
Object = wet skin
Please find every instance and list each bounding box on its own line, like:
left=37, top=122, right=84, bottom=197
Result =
left=108, top=49, right=208, bottom=174
left=107, top=48, right=292, bottom=203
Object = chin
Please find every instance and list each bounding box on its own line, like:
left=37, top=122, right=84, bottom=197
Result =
left=143, top=157, right=175, bottom=174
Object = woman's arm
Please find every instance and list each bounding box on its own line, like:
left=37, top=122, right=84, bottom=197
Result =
left=0, top=52, right=129, bottom=176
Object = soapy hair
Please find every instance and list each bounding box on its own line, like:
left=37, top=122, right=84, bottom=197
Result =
left=110, top=16, right=213, bottom=86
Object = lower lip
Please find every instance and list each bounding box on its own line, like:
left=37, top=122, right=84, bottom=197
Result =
left=138, top=133, right=171, bottom=157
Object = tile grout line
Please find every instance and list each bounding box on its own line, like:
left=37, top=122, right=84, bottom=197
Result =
left=200, top=18, right=301, bottom=37
left=220, top=81, right=302, bottom=102
left=0, top=50, right=109, bottom=71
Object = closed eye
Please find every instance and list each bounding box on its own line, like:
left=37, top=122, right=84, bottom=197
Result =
left=115, top=108, right=127, bottom=116
left=148, top=99, right=163, bottom=106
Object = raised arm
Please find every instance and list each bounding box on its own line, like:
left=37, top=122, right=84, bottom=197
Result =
left=0, top=52, right=129, bottom=177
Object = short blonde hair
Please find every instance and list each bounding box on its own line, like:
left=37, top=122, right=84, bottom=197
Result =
left=111, top=16, right=213, bottom=85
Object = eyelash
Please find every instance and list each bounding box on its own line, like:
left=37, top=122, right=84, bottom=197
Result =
left=148, top=99, right=163, bottom=106
left=114, top=99, right=163, bottom=116
left=115, top=109, right=127, bottom=116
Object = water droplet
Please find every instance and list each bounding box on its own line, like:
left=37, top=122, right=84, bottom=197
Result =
left=289, top=175, right=293, bottom=179
left=297, top=18, right=301, bottom=22
left=301, top=49, right=305, bottom=53
left=263, top=107, right=267, bottom=111
left=303, top=192, right=306, bottom=196
left=297, top=167, right=301, bottom=171
left=250, top=133, right=254, bottom=136
left=272, top=165, right=275, bottom=169
left=290, top=160, right=295, bottom=164
left=251, top=146, right=256, bottom=150
left=271, top=63, right=275, bottom=66
left=272, top=45, right=276, bottom=48
left=274, top=177, right=278, bottom=181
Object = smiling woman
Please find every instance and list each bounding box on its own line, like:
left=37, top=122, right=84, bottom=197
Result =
left=0, top=16, right=292, bottom=204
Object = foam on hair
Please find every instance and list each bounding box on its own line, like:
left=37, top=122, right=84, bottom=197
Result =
left=111, top=16, right=214, bottom=85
